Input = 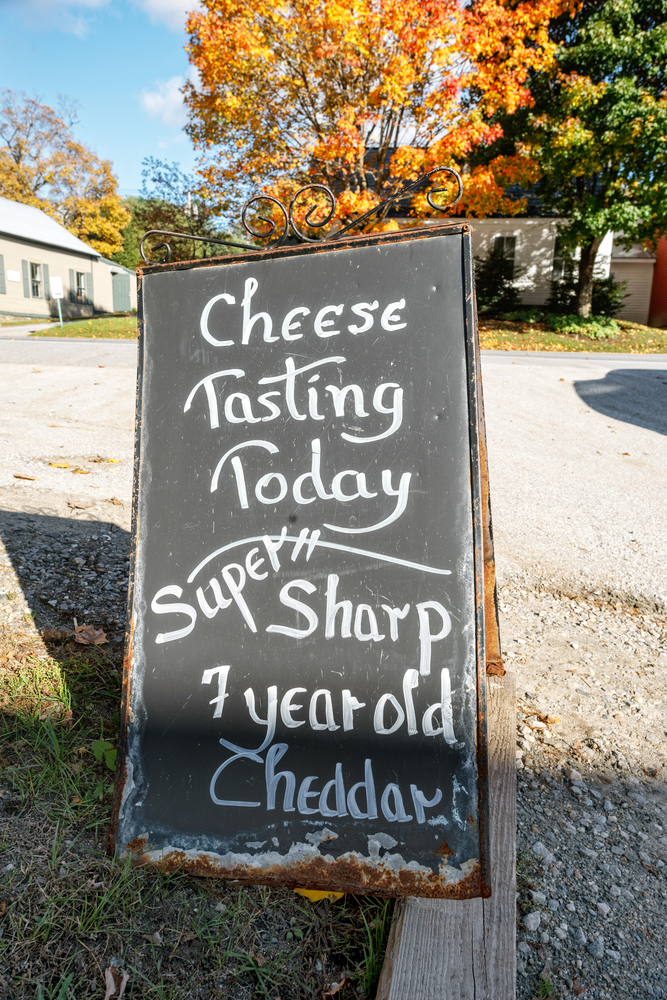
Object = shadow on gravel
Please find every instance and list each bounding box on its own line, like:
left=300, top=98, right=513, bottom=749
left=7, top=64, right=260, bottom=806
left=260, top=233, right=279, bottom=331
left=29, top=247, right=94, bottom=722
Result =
left=0, top=507, right=130, bottom=722
left=573, top=368, right=667, bottom=436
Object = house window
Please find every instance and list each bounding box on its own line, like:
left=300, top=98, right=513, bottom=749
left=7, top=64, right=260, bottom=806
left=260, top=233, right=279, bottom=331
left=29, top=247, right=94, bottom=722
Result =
left=493, top=235, right=516, bottom=275
left=75, top=272, right=86, bottom=303
left=552, top=237, right=574, bottom=282
left=30, top=262, right=42, bottom=298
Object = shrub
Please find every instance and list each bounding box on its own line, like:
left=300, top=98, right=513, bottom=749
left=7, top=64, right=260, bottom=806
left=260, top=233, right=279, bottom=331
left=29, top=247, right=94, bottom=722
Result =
left=546, top=275, right=628, bottom=317
left=498, top=307, right=545, bottom=323
left=546, top=313, right=619, bottom=339
left=474, top=242, right=523, bottom=314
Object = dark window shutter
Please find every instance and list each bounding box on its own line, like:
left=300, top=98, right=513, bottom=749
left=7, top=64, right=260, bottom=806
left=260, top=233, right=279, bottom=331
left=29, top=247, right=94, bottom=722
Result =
left=0, top=254, right=6, bottom=295
left=22, top=260, right=30, bottom=298
left=69, top=269, right=75, bottom=303
left=43, top=263, right=50, bottom=300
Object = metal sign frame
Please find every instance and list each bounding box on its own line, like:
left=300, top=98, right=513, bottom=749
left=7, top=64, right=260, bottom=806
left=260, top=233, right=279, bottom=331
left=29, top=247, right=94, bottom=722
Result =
left=111, top=221, right=490, bottom=899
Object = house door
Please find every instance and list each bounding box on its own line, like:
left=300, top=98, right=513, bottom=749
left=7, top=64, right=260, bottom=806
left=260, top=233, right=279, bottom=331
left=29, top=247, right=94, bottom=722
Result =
left=112, top=272, right=131, bottom=312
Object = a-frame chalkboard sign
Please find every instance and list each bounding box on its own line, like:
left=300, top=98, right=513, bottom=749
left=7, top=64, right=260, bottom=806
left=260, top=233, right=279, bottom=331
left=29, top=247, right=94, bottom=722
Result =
left=111, top=215, right=491, bottom=899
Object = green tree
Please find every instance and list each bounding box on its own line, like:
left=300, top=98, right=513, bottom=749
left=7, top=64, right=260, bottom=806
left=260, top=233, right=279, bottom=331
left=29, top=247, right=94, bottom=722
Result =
left=526, top=0, right=667, bottom=316
left=112, top=158, right=230, bottom=268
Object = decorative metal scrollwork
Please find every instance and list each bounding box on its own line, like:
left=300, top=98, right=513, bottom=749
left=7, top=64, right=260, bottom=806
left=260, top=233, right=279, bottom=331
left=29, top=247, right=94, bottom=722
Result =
left=139, top=165, right=463, bottom=264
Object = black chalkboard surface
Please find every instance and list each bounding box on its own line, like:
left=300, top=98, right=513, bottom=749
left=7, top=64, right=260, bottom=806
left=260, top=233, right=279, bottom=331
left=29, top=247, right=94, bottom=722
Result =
left=112, top=224, right=490, bottom=899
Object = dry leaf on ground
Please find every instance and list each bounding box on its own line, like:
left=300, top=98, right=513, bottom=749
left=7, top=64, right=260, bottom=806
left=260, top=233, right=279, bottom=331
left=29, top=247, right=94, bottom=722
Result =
left=67, top=501, right=94, bottom=510
left=73, top=624, right=107, bottom=646
left=107, top=497, right=124, bottom=506
left=49, top=462, right=70, bottom=468
left=104, top=967, right=129, bottom=999
left=324, top=975, right=351, bottom=997
left=13, top=473, right=37, bottom=481
left=42, top=628, right=71, bottom=641
left=72, top=469, right=90, bottom=475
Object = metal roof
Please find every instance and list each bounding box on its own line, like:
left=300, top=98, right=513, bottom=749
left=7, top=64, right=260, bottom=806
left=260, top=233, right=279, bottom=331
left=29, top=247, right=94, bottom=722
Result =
left=0, top=196, right=100, bottom=257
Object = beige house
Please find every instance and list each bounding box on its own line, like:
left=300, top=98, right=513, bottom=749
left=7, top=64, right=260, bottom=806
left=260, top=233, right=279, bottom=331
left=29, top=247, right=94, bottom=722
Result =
left=0, top=196, right=136, bottom=319
left=456, top=217, right=656, bottom=324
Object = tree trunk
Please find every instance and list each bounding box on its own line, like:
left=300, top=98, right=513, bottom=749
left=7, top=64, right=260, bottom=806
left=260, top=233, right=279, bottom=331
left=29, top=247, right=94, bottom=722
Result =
left=575, top=236, right=604, bottom=317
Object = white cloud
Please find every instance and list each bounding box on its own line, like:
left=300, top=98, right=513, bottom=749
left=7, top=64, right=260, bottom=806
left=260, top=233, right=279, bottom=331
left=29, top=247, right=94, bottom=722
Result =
left=131, top=0, right=201, bottom=32
left=2, top=0, right=109, bottom=37
left=140, top=75, right=189, bottom=128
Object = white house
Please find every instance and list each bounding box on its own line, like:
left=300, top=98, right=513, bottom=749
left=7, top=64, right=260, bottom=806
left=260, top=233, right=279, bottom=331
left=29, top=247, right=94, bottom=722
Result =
left=0, top=196, right=137, bottom=319
left=457, top=217, right=656, bottom=324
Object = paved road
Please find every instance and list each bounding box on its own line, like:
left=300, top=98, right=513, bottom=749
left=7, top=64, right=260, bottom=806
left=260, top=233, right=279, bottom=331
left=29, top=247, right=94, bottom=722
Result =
left=483, top=351, right=667, bottom=610
left=1, top=341, right=665, bottom=608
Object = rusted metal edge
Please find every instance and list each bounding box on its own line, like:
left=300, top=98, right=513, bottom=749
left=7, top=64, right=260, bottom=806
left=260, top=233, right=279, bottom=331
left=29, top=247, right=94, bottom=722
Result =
left=122, top=837, right=484, bottom=900
left=475, top=299, right=505, bottom=679
left=461, top=226, right=492, bottom=899
left=135, top=222, right=468, bottom=277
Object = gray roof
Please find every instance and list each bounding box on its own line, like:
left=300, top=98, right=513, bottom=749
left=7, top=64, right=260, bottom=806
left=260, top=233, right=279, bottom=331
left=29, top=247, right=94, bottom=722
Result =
left=0, top=196, right=100, bottom=257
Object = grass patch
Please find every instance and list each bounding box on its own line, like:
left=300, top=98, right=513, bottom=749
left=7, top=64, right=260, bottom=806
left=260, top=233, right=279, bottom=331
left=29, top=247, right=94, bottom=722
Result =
left=479, top=314, right=667, bottom=353
left=30, top=315, right=138, bottom=340
left=0, top=317, right=58, bottom=328
left=0, top=628, right=393, bottom=998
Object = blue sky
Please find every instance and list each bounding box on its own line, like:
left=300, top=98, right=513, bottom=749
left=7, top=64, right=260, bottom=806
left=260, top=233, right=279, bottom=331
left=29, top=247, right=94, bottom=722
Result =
left=0, top=0, right=201, bottom=195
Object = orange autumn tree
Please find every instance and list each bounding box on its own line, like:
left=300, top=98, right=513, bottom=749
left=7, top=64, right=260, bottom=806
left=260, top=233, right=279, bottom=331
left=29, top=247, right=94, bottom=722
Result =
left=0, top=91, right=129, bottom=257
left=184, top=0, right=563, bottom=234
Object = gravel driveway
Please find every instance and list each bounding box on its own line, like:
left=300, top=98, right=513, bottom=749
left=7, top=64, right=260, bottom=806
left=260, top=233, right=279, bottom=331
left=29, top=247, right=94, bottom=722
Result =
left=0, top=341, right=665, bottom=1000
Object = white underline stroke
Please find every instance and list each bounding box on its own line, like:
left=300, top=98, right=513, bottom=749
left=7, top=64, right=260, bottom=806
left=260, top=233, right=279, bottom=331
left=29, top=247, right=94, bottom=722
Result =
left=186, top=534, right=451, bottom=583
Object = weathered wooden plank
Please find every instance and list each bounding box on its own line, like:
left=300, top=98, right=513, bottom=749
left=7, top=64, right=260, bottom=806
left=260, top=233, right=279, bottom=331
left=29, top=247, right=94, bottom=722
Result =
left=375, top=670, right=516, bottom=1000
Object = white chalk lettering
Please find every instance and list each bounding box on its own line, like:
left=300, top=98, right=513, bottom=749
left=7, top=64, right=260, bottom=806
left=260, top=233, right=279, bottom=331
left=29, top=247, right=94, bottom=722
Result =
left=417, top=601, right=452, bottom=676
left=314, top=303, right=344, bottom=337
left=348, top=300, right=379, bottom=334
left=309, top=689, right=339, bottom=731
left=422, top=668, right=457, bottom=743
left=152, top=586, right=197, bottom=644
left=381, top=783, right=413, bottom=822
left=342, top=689, right=366, bottom=731
left=374, top=692, right=405, bottom=735
left=280, top=687, right=307, bottom=728
left=201, top=665, right=231, bottom=719
left=242, top=277, right=276, bottom=343
left=267, top=580, right=318, bottom=638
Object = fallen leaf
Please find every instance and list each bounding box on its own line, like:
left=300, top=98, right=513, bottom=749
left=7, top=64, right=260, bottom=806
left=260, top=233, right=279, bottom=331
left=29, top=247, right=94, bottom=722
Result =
left=0, top=902, right=5, bottom=915
left=294, top=888, right=345, bottom=902
left=60, top=710, right=74, bottom=728
left=619, top=452, right=631, bottom=456
left=108, top=458, right=121, bottom=463
left=71, top=795, right=82, bottom=804
left=13, top=473, right=37, bottom=481
left=49, top=462, right=70, bottom=468
left=107, top=497, right=124, bottom=506
left=42, top=628, right=71, bottom=641
left=324, top=976, right=351, bottom=997
left=73, top=624, right=108, bottom=646
left=98, top=365, right=105, bottom=368
left=72, top=468, right=90, bottom=475
left=48, top=423, right=62, bottom=427
left=249, top=951, right=266, bottom=967
left=104, top=967, right=129, bottom=1000
left=33, top=368, right=41, bottom=373
left=67, top=501, right=94, bottom=510
left=559, top=378, right=565, bottom=382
